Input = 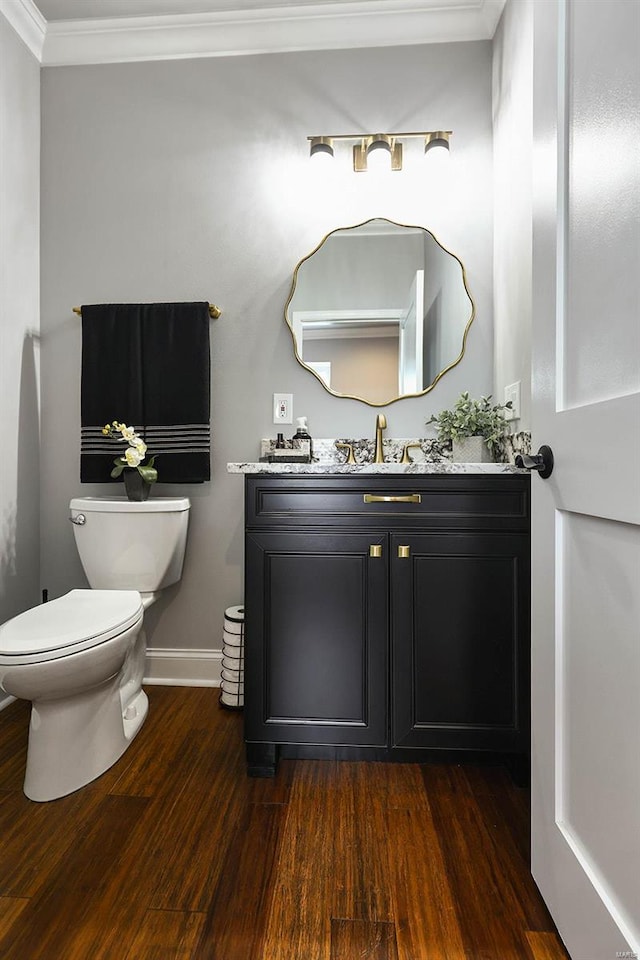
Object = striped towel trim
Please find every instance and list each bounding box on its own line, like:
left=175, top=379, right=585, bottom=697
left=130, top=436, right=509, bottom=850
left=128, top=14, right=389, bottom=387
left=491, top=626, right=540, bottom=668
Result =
left=81, top=425, right=210, bottom=456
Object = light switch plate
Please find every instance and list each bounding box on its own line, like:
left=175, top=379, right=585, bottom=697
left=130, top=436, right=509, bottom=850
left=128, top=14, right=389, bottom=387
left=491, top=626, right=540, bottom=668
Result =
left=273, top=393, right=293, bottom=424
left=504, top=381, right=521, bottom=421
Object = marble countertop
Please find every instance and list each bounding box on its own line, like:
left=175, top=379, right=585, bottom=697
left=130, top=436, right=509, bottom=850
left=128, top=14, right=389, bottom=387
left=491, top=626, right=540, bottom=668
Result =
left=227, top=461, right=526, bottom=475
left=229, top=435, right=530, bottom=475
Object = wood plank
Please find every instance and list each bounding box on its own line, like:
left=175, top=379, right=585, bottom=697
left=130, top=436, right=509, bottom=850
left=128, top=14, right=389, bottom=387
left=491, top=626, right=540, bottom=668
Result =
left=109, top=687, right=220, bottom=799
left=331, top=763, right=402, bottom=922
left=424, top=765, right=540, bottom=959
left=0, top=898, right=30, bottom=939
left=330, top=919, right=398, bottom=960
left=0, top=773, right=127, bottom=899
left=193, top=802, right=285, bottom=960
left=424, top=765, right=556, bottom=935
left=83, top=705, right=247, bottom=956
left=0, top=795, right=150, bottom=960
left=470, top=777, right=531, bottom=865
left=123, top=909, right=206, bottom=960
left=526, top=930, right=572, bottom=960
left=387, top=807, right=466, bottom=960
left=140, top=718, right=248, bottom=912
left=460, top=764, right=531, bottom=864
left=0, top=700, right=30, bottom=792
left=471, top=789, right=555, bottom=932
left=260, top=761, right=338, bottom=960
left=375, top=760, right=431, bottom=811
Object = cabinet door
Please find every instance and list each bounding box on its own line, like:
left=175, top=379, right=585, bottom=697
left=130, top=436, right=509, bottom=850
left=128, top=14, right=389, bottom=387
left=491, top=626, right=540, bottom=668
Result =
left=245, top=531, right=388, bottom=746
left=392, top=532, right=529, bottom=753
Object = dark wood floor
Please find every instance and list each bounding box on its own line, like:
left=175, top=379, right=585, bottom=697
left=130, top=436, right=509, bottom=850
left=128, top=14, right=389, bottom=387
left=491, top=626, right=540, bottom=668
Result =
left=0, top=687, right=570, bottom=960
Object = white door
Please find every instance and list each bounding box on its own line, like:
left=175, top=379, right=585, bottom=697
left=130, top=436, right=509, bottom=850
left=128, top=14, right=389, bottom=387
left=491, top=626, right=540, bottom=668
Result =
left=531, top=1, right=640, bottom=958
left=399, top=269, right=424, bottom=393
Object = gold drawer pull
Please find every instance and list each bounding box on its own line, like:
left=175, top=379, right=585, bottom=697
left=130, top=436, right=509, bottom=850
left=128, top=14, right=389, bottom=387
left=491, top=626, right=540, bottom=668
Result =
left=398, top=545, right=411, bottom=559
left=363, top=494, right=422, bottom=504
left=369, top=544, right=383, bottom=558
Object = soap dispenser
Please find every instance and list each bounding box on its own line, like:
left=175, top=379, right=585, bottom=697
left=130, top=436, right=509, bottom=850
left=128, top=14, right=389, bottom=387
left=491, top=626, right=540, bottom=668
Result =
left=292, top=416, right=313, bottom=460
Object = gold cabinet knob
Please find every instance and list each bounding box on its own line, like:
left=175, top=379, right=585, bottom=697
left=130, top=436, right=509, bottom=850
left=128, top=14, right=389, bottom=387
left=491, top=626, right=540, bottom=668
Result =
left=397, top=545, right=411, bottom=558
left=369, top=544, right=383, bottom=558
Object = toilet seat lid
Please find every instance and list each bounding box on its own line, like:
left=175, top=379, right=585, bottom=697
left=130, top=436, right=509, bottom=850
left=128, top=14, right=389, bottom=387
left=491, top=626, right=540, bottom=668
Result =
left=0, top=590, right=143, bottom=659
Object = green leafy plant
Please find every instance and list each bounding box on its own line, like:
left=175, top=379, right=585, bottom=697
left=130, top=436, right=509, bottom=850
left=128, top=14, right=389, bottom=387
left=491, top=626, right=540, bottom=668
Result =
left=102, top=420, right=158, bottom=484
left=426, top=392, right=512, bottom=456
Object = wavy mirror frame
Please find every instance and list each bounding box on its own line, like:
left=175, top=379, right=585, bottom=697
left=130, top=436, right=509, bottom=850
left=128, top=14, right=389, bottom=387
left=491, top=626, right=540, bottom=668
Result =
left=284, top=217, right=476, bottom=407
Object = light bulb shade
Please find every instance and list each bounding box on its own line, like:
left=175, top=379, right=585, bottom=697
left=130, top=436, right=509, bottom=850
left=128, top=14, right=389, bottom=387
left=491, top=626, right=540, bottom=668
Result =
left=309, top=136, right=334, bottom=160
left=424, top=131, right=451, bottom=155
left=361, top=135, right=402, bottom=172
left=366, top=133, right=392, bottom=158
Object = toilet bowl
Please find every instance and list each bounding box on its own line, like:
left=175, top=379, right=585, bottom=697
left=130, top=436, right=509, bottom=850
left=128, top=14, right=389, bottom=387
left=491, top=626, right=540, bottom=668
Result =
left=0, top=496, right=190, bottom=802
left=0, top=590, right=145, bottom=801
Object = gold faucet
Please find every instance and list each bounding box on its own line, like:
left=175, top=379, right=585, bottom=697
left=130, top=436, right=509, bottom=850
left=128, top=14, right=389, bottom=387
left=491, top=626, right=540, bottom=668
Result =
left=374, top=413, right=387, bottom=463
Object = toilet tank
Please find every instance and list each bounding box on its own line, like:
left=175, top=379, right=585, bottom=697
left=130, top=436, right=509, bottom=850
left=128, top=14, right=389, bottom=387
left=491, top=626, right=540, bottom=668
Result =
left=69, top=497, right=190, bottom=592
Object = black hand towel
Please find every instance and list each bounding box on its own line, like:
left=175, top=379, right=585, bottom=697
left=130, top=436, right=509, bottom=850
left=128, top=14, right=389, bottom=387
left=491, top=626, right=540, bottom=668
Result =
left=81, top=302, right=210, bottom=483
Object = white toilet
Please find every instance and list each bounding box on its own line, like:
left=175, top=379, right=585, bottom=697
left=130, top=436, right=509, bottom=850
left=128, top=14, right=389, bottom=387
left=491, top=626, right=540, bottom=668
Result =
left=0, top=496, right=190, bottom=802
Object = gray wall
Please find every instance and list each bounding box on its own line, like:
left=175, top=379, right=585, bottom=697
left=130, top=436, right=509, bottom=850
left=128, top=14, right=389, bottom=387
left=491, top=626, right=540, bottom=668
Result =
left=0, top=15, right=41, bottom=627
left=492, top=0, right=533, bottom=429
left=40, top=41, right=494, bottom=655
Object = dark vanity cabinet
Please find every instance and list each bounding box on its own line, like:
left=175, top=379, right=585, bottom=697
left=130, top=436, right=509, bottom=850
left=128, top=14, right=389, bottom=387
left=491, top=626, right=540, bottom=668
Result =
left=244, top=473, right=530, bottom=777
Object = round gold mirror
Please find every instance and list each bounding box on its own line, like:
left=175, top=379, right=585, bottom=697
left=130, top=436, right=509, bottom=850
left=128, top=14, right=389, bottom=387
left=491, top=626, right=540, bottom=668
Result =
left=285, top=218, right=475, bottom=406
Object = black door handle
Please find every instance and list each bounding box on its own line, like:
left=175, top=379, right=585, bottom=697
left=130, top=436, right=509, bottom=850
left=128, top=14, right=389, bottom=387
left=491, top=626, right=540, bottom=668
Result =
left=515, top=445, right=554, bottom=479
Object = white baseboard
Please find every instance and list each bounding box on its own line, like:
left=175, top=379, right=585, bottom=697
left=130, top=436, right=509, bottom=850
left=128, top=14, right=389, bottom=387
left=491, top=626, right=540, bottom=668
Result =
left=144, top=647, right=222, bottom=687
left=0, top=693, right=16, bottom=711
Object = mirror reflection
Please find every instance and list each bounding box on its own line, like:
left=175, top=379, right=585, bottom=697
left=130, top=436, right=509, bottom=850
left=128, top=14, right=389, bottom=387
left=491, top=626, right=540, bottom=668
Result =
left=285, top=218, right=475, bottom=406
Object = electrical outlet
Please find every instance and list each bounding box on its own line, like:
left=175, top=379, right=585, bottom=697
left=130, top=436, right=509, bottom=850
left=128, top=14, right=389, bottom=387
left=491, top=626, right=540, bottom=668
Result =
left=273, top=393, right=293, bottom=424
left=504, top=381, right=521, bottom=421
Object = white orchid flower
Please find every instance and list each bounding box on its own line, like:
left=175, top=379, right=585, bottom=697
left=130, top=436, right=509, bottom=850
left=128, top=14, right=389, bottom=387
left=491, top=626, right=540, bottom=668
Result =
left=105, top=419, right=157, bottom=484
left=124, top=446, right=143, bottom=467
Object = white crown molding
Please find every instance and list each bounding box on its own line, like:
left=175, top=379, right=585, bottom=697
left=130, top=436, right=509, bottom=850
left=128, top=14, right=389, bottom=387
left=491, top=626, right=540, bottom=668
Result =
left=0, top=0, right=46, bottom=61
left=480, top=0, right=507, bottom=37
left=40, top=0, right=507, bottom=67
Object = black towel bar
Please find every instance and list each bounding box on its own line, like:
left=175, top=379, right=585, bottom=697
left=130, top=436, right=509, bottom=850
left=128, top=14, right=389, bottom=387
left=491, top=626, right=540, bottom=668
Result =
left=73, top=303, right=222, bottom=319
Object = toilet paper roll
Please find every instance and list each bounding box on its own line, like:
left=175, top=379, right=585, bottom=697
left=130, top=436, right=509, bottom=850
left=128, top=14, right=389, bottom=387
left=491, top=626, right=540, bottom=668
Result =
left=222, top=628, right=244, bottom=647
left=224, top=605, right=245, bottom=623
left=221, top=647, right=243, bottom=661
left=220, top=690, right=244, bottom=708
left=222, top=650, right=244, bottom=673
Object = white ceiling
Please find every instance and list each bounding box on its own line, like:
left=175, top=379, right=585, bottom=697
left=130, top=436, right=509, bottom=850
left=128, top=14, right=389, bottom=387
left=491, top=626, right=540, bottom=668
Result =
left=6, top=0, right=506, bottom=65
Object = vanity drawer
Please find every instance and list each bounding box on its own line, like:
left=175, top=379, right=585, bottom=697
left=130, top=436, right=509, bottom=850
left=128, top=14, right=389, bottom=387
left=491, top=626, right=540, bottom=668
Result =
left=245, top=474, right=530, bottom=530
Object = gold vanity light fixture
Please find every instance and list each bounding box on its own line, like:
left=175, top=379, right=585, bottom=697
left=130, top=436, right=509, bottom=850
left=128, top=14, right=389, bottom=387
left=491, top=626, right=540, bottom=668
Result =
left=307, top=130, right=452, bottom=172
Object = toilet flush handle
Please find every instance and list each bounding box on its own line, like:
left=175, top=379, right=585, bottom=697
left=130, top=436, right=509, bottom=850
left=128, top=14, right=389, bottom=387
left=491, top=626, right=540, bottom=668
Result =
left=69, top=513, right=86, bottom=525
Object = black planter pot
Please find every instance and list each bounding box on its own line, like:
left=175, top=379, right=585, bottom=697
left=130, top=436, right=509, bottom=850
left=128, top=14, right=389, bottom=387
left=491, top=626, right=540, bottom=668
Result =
left=123, top=469, right=151, bottom=502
